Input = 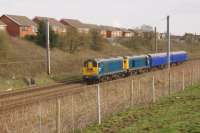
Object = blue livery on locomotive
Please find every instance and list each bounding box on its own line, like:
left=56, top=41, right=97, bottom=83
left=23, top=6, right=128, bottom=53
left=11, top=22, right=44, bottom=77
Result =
left=83, top=51, right=188, bottom=83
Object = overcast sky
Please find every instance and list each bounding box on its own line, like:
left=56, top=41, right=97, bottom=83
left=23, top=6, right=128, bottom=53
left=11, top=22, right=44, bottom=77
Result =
left=0, top=0, right=200, bottom=35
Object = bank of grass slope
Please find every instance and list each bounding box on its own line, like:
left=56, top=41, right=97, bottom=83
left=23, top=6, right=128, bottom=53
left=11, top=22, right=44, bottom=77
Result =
left=84, top=85, right=200, bottom=133
left=0, top=37, right=133, bottom=90
left=1, top=36, right=200, bottom=90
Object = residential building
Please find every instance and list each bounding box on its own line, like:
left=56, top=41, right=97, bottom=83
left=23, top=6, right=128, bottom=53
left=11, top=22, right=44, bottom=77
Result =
left=60, top=19, right=90, bottom=34
left=0, top=15, right=37, bottom=37
left=33, top=17, right=66, bottom=34
left=112, top=28, right=123, bottom=38
left=0, top=20, right=7, bottom=31
left=122, top=29, right=134, bottom=37
left=99, top=26, right=115, bottom=38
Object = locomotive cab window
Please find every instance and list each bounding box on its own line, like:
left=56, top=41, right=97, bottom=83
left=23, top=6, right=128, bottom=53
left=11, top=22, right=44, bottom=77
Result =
left=84, top=60, right=97, bottom=67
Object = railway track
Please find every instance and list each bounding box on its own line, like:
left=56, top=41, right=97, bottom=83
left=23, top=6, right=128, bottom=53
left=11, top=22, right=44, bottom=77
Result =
left=0, top=84, right=86, bottom=111
left=0, top=57, right=199, bottom=112
left=0, top=79, right=85, bottom=111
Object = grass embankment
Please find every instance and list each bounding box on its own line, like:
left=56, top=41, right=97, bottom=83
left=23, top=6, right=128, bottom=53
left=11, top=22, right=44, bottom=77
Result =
left=84, top=85, right=200, bottom=133
left=0, top=37, right=132, bottom=91
left=1, top=33, right=200, bottom=91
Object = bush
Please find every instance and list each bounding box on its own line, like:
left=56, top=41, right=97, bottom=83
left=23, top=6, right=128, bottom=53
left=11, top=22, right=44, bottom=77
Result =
left=0, top=31, right=11, bottom=59
left=59, top=28, right=81, bottom=53
left=24, top=35, right=37, bottom=42
left=59, top=28, right=92, bottom=53
left=117, top=32, right=154, bottom=52
left=89, top=29, right=104, bottom=51
left=37, top=21, right=59, bottom=48
left=25, top=21, right=59, bottom=48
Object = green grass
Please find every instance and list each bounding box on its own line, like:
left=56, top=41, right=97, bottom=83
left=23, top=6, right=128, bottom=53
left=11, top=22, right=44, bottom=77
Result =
left=84, top=85, right=200, bottom=133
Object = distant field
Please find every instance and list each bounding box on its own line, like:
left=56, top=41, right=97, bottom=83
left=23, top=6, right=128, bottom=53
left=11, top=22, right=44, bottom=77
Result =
left=84, top=84, right=200, bottom=133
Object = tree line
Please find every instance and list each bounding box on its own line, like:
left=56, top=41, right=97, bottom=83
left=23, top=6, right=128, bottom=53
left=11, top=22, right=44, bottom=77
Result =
left=25, top=21, right=105, bottom=53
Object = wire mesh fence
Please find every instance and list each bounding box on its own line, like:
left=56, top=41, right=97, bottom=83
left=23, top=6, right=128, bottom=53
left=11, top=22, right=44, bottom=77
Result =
left=0, top=60, right=200, bottom=133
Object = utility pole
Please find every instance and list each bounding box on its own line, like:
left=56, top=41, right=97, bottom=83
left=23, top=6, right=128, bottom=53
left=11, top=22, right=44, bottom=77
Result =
left=46, top=19, right=51, bottom=75
left=154, top=27, right=157, bottom=52
left=167, top=15, right=171, bottom=94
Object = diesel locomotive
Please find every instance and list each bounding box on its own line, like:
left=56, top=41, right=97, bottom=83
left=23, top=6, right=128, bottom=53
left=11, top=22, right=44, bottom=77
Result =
left=83, top=51, right=188, bottom=83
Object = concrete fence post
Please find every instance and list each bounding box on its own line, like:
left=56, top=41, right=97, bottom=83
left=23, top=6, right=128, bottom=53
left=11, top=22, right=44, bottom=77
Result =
left=96, top=84, right=101, bottom=124
left=56, top=98, right=61, bottom=133
left=191, top=66, right=195, bottom=85
left=152, top=76, right=156, bottom=103
left=138, top=79, right=141, bottom=103
left=193, top=66, right=196, bottom=84
left=71, top=96, right=75, bottom=133
left=168, top=70, right=171, bottom=95
left=182, top=69, right=185, bottom=91
left=131, top=79, right=134, bottom=106
left=190, top=69, right=192, bottom=86
left=38, top=102, right=42, bottom=133
left=198, top=62, right=200, bottom=81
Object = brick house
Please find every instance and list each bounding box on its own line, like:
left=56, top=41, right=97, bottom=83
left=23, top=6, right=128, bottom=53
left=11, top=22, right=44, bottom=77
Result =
left=121, top=29, right=134, bottom=37
left=99, top=26, right=114, bottom=38
left=112, top=28, right=123, bottom=38
left=60, top=19, right=90, bottom=34
left=0, top=20, right=7, bottom=31
left=0, top=15, right=37, bottom=37
left=33, top=17, right=66, bottom=34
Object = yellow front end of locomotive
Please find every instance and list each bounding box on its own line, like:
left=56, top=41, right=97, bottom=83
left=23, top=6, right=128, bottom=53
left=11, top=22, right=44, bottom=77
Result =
left=83, top=61, right=99, bottom=77
left=123, top=57, right=129, bottom=70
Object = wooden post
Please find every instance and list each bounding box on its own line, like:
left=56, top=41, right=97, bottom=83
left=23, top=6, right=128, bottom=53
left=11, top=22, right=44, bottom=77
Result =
left=152, top=76, right=156, bottom=103
left=97, top=84, right=101, bottom=124
left=56, top=98, right=61, bottom=133
left=182, top=69, right=185, bottom=91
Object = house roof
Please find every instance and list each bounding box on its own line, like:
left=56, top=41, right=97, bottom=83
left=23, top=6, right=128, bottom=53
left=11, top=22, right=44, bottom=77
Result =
left=99, top=25, right=117, bottom=31
left=3, top=15, right=37, bottom=26
left=34, top=17, right=66, bottom=29
left=0, top=20, right=6, bottom=26
left=61, top=19, right=90, bottom=29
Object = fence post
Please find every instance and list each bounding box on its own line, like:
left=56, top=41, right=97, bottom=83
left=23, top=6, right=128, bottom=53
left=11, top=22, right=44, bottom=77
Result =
left=71, top=96, right=75, bottom=133
left=190, top=70, right=192, bottom=85
left=168, top=70, right=171, bottom=95
left=131, top=79, right=134, bottom=106
left=191, top=66, right=195, bottom=85
left=96, top=84, right=101, bottom=124
left=182, top=69, right=185, bottom=91
left=152, top=76, right=156, bottom=103
left=138, top=79, right=141, bottom=103
left=198, top=62, right=200, bottom=81
left=56, top=98, right=61, bottom=133
left=38, top=102, right=42, bottom=133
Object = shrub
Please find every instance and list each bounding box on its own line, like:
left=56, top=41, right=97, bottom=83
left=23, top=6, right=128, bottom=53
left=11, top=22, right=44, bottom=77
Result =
left=89, top=29, right=104, bottom=51
left=59, top=28, right=92, bottom=53
left=117, top=32, right=154, bottom=52
left=38, top=21, right=59, bottom=48
left=0, top=31, right=11, bottom=59
left=24, top=35, right=37, bottom=42
left=26, top=21, right=59, bottom=48
left=59, top=28, right=81, bottom=53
